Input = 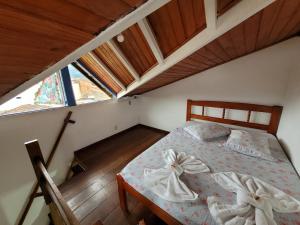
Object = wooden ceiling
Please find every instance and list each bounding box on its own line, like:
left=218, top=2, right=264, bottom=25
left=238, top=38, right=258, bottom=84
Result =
left=1, top=0, right=300, bottom=100
left=93, top=43, right=134, bottom=87
left=147, top=0, right=206, bottom=57
left=114, top=24, right=157, bottom=75
left=128, top=0, right=300, bottom=95
left=79, top=54, right=122, bottom=94
left=0, top=0, right=145, bottom=97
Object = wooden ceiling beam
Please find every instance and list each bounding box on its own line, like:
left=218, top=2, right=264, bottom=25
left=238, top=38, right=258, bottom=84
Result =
left=137, top=18, right=164, bottom=64
left=89, top=52, right=126, bottom=90
left=0, top=0, right=170, bottom=104
left=204, top=0, right=217, bottom=30
left=107, top=40, right=140, bottom=81
left=117, top=0, right=275, bottom=98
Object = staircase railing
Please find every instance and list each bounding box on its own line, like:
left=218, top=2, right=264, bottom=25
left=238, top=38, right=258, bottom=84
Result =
left=25, top=139, right=103, bottom=225
left=18, top=111, right=75, bottom=225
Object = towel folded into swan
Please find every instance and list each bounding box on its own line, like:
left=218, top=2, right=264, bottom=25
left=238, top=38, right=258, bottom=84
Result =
left=208, top=172, right=300, bottom=225
left=144, top=149, right=210, bottom=202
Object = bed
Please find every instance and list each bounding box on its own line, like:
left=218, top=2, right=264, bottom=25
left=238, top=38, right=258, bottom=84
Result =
left=116, top=100, right=300, bottom=225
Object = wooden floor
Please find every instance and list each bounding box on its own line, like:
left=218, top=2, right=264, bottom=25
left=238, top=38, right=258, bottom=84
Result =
left=59, top=125, right=168, bottom=225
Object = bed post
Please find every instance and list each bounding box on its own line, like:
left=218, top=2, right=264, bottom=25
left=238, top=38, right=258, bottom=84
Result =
left=268, top=106, right=283, bottom=135
left=186, top=99, right=192, bottom=121
left=116, top=174, right=129, bottom=214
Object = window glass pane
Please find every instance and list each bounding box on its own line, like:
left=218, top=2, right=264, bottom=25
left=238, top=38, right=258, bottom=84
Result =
left=0, top=73, right=65, bottom=116
left=68, top=65, right=111, bottom=105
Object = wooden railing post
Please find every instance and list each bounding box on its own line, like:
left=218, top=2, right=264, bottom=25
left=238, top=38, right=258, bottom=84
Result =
left=26, top=140, right=82, bottom=225
left=25, top=140, right=52, bottom=204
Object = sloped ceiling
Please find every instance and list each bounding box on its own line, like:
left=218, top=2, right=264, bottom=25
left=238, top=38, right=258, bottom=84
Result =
left=1, top=0, right=300, bottom=100
left=0, top=0, right=145, bottom=97
left=128, top=0, right=300, bottom=95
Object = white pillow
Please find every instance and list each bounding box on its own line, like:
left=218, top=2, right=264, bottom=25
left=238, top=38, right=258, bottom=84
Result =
left=184, top=122, right=231, bottom=141
left=225, top=130, right=276, bottom=161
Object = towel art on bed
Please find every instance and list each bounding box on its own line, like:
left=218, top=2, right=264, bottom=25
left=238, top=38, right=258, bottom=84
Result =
left=207, top=172, right=300, bottom=225
left=144, top=149, right=210, bottom=202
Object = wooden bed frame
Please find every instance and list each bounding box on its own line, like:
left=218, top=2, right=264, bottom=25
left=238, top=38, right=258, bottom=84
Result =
left=116, top=100, right=283, bottom=225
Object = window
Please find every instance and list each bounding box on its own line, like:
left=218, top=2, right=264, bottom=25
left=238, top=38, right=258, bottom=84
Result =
left=0, top=64, right=112, bottom=116
left=0, top=73, right=65, bottom=116
left=68, top=65, right=111, bottom=105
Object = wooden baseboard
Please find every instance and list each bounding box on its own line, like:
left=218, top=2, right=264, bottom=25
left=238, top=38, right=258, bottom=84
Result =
left=137, top=124, right=169, bottom=134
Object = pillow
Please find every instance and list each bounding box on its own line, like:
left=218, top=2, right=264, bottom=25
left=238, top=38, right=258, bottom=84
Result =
left=225, top=130, right=276, bottom=161
left=184, top=122, right=231, bottom=141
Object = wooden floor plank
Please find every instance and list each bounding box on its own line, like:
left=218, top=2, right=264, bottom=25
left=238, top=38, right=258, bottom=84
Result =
left=59, top=125, right=168, bottom=225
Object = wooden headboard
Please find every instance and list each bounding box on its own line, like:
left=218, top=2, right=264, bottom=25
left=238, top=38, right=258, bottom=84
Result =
left=186, top=100, right=283, bottom=135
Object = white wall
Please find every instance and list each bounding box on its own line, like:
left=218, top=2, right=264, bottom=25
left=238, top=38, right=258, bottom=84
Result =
left=0, top=99, right=139, bottom=225
left=277, top=62, right=300, bottom=175
left=138, top=37, right=300, bottom=132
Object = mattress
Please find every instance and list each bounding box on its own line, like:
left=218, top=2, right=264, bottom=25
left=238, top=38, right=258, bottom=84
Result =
left=121, top=127, right=300, bottom=225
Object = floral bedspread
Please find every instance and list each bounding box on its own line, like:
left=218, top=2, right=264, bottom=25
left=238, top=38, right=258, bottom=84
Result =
left=121, top=128, right=300, bottom=225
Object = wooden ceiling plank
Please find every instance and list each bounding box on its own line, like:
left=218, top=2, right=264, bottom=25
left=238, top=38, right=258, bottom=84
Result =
left=116, top=31, right=144, bottom=74
left=80, top=55, right=122, bottom=93
left=229, top=22, right=247, bottom=57
left=103, top=45, right=134, bottom=85
left=147, top=0, right=206, bottom=57
left=267, top=0, right=300, bottom=44
left=205, top=41, right=228, bottom=62
left=122, top=0, right=145, bottom=7
left=255, top=0, right=284, bottom=49
left=0, top=0, right=170, bottom=104
left=148, top=4, right=177, bottom=56
left=118, top=0, right=276, bottom=98
left=277, top=2, right=300, bottom=41
left=195, top=49, right=220, bottom=66
left=0, top=4, right=93, bottom=43
left=244, top=13, right=261, bottom=53
left=68, top=0, right=133, bottom=21
left=107, top=40, right=140, bottom=81
left=94, top=44, right=134, bottom=85
left=116, top=24, right=158, bottom=75
left=165, top=1, right=186, bottom=46
left=89, top=52, right=126, bottom=90
left=137, top=18, right=164, bottom=64
left=126, top=26, right=151, bottom=69
left=193, top=0, right=207, bottom=29
left=0, top=0, right=110, bottom=34
left=217, top=33, right=238, bottom=60
left=272, top=0, right=300, bottom=44
left=178, top=0, right=198, bottom=37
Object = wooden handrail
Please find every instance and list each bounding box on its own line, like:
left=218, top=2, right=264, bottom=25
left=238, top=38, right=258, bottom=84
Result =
left=38, top=161, right=81, bottom=225
left=18, top=111, right=75, bottom=225
left=25, top=139, right=103, bottom=225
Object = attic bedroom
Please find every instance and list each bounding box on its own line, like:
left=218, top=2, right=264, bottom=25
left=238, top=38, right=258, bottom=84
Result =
left=0, top=0, right=300, bottom=225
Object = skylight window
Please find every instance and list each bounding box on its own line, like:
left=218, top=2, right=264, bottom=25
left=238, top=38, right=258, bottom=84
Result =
left=68, top=65, right=111, bottom=105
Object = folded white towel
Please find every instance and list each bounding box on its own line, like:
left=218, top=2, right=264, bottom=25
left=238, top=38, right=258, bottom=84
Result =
left=144, top=149, right=210, bottom=202
left=207, top=172, right=300, bottom=225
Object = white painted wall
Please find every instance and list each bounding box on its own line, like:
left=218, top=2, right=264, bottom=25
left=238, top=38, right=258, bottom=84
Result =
left=277, top=62, right=300, bottom=175
left=138, top=37, right=300, bottom=132
left=0, top=99, right=139, bottom=225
